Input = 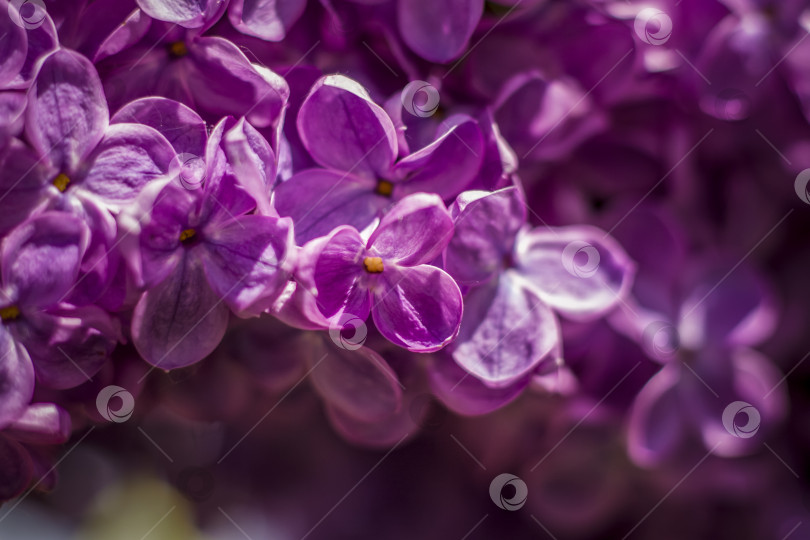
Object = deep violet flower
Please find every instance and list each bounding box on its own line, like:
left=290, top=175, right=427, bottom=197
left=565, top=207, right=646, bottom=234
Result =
left=274, top=74, right=484, bottom=244
left=434, top=186, right=635, bottom=396
left=296, top=192, right=463, bottom=352
left=127, top=116, right=295, bottom=370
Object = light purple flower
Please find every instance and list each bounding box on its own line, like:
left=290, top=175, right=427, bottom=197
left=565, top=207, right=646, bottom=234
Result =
left=274, top=74, right=484, bottom=244
left=296, top=192, right=463, bottom=352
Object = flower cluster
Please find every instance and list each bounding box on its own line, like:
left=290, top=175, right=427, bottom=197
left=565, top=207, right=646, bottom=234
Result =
left=0, top=0, right=807, bottom=537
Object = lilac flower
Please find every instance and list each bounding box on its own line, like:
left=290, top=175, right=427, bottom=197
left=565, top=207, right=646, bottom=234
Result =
left=296, top=192, right=463, bottom=352
left=274, top=74, right=484, bottom=244
left=128, top=116, right=295, bottom=370
left=96, top=5, right=289, bottom=132
left=0, top=212, right=118, bottom=389
left=608, top=209, right=786, bottom=464
left=433, top=186, right=634, bottom=408
left=0, top=402, right=71, bottom=501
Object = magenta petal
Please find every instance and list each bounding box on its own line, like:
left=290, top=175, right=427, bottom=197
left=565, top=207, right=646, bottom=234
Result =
left=627, top=365, right=687, bottom=467
left=429, top=353, right=530, bottom=415
left=223, top=118, right=276, bottom=216
left=0, top=9, right=27, bottom=88
left=0, top=435, right=33, bottom=501
left=138, top=184, right=196, bottom=287
left=372, top=264, right=462, bottom=353
left=368, top=193, right=454, bottom=266
left=298, top=226, right=370, bottom=321
left=444, top=187, right=526, bottom=286
left=4, top=403, right=71, bottom=445
left=2, top=211, right=88, bottom=308
left=188, top=37, right=289, bottom=129
left=326, top=404, right=413, bottom=449
left=25, top=49, right=108, bottom=173
left=310, top=343, right=402, bottom=423
left=297, top=75, right=397, bottom=178
left=80, top=123, right=176, bottom=207
left=93, top=7, right=152, bottom=63
left=110, top=97, right=207, bottom=157
left=15, top=305, right=118, bottom=389
left=132, top=255, right=230, bottom=370
left=397, top=0, right=483, bottom=63
left=452, top=271, right=559, bottom=386
left=274, top=168, right=386, bottom=244
left=228, top=0, right=307, bottom=41
left=201, top=215, right=293, bottom=317
left=136, top=0, right=214, bottom=27
left=393, top=116, right=485, bottom=200
left=515, top=226, right=635, bottom=321
left=0, top=327, right=33, bottom=429
left=0, top=139, right=51, bottom=236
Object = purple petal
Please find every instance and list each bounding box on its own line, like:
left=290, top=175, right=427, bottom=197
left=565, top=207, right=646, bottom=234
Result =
left=5, top=13, right=58, bottom=90
left=228, top=0, right=307, bottom=41
left=627, top=365, right=687, bottom=466
left=132, top=254, right=230, bottom=370
left=200, top=215, right=293, bottom=317
left=371, top=264, right=462, bottom=353
left=271, top=281, right=331, bottom=331
left=397, top=0, right=483, bottom=63
left=368, top=193, right=453, bottom=266
left=393, top=116, right=485, bottom=200
left=444, top=187, right=526, bottom=286
left=0, top=10, right=27, bottom=88
left=110, top=97, right=207, bottom=157
left=515, top=226, right=635, bottom=321
left=25, top=48, right=108, bottom=174
left=274, top=168, right=386, bottom=244
left=0, top=139, right=52, bottom=236
left=326, top=403, right=413, bottom=448
left=80, top=122, right=176, bottom=207
left=451, top=270, right=559, bottom=386
left=3, top=403, right=70, bottom=445
left=0, top=435, right=33, bottom=501
left=0, top=327, right=34, bottom=429
left=188, top=37, right=289, bottom=129
left=13, top=305, right=118, bottom=389
left=93, top=7, right=152, bottom=62
left=1, top=211, right=88, bottom=308
left=297, top=75, right=397, bottom=177
left=223, top=117, right=276, bottom=216
left=298, top=226, right=370, bottom=321
left=310, top=342, right=402, bottom=423
left=136, top=0, right=218, bottom=27
left=429, top=352, right=530, bottom=415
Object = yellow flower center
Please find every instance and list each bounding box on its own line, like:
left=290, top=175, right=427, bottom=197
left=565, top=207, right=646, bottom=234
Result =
left=363, top=256, right=384, bottom=273
left=168, top=41, right=188, bottom=58
left=375, top=179, right=394, bottom=197
left=53, top=173, right=70, bottom=192
left=0, top=305, right=20, bottom=321
left=179, top=228, right=196, bottom=243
